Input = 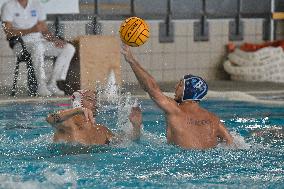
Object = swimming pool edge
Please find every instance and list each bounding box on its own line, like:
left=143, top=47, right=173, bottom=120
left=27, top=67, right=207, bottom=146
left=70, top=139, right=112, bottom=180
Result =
left=0, top=90, right=283, bottom=106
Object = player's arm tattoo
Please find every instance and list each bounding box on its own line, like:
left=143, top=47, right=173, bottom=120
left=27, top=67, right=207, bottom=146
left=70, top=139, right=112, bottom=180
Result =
left=50, top=113, right=62, bottom=123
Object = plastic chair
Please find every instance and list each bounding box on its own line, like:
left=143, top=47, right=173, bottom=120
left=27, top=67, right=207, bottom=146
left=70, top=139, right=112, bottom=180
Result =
left=8, top=37, right=38, bottom=96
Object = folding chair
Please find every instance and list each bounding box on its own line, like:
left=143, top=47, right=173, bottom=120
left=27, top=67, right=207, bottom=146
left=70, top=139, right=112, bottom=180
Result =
left=8, top=36, right=38, bottom=96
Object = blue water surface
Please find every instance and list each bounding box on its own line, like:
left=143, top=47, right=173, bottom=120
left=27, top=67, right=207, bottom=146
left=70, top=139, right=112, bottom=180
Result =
left=0, top=99, right=283, bottom=189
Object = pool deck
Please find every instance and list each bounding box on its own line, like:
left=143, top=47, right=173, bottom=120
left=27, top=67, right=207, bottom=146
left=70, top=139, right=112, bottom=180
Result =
left=0, top=80, right=284, bottom=105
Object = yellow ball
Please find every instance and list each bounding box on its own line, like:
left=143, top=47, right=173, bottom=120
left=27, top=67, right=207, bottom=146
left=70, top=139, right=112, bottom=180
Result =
left=119, top=17, right=150, bottom=47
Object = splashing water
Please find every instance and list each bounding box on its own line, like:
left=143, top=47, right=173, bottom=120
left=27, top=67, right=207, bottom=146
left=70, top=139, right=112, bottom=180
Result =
left=0, top=99, right=283, bottom=188
left=217, top=131, right=251, bottom=149
left=116, top=94, right=139, bottom=134
left=96, top=70, right=139, bottom=135
left=104, top=69, right=118, bottom=103
left=0, top=164, right=77, bottom=189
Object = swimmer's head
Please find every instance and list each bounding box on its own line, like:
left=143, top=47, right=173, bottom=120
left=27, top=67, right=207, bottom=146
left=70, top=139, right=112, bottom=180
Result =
left=71, top=89, right=96, bottom=111
left=174, top=74, right=208, bottom=103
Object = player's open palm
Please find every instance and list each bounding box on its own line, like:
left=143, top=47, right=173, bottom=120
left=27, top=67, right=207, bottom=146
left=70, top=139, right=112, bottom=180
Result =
left=129, top=107, right=142, bottom=128
left=121, top=43, right=135, bottom=63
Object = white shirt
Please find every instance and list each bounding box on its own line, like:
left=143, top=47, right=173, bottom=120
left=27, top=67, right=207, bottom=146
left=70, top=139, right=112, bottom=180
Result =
left=1, top=0, right=47, bottom=42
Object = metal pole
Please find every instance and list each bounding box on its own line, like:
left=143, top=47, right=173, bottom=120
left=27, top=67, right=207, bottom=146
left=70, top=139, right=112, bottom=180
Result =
left=236, top=0, right=242, bottom=35
left=55, top=16, right=60, bottom=37
left=94, top=0, right=98, bottom=15
left=166, top=0, right=172, bottom=36
left=131, top=0, right=135, bottom=16
left=93, top=0, right=98, bottom=34
left=201, top=0, right=206, bottom=35
left=270, top=0, right=275, bottom=41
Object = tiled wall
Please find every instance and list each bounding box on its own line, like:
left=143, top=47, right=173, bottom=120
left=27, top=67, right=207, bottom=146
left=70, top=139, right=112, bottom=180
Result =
left=102, top=19, right=265, bottom=84
left=276, top=21, right=284, bottom=40
left=0, top=19, right=268, bottom=90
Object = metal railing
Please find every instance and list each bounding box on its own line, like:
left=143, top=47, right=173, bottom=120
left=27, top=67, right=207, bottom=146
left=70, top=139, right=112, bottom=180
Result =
left=47, top=0, right=281, bottom=41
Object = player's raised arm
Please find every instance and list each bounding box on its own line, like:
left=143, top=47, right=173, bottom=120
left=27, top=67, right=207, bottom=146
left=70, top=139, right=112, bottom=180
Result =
left=121, top=44, right=179, bottom=115
left=46, top=107, right=94, bottom=126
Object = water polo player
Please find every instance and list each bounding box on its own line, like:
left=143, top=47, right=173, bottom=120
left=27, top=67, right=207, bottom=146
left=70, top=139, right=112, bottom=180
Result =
left=121, top=44, right=234, bottom=149
left=46, top=89, right=142, bottom=145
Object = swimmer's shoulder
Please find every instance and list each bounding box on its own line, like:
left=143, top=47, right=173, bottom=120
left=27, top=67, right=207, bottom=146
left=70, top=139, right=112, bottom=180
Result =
left=71, top=114, right=85, bottom=123
left=96, top=124, right=114, bottom=135
left=94, top=125, right=114, bottom=140
left=59, top=114, right=85, bottom=130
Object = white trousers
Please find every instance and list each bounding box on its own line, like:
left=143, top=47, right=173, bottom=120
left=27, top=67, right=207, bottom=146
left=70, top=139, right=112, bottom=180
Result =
left=14, top=40, right=75, bottom=86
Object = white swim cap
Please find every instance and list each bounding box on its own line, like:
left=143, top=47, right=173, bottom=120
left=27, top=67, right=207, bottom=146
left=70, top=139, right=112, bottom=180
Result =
left=71, top=89, right=92, bottom=108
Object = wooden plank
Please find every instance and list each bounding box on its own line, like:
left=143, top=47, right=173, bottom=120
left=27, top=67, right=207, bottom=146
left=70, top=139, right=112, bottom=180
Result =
left=272, top=12, right=284, bottom=20
left=78, top=36, right=121, bottom=90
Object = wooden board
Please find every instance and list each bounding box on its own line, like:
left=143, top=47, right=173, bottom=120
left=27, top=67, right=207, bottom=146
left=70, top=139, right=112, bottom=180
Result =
left=272, top=12, right=284, bottom=20
left=78, top=35, right=121, bottom=90
left=61, top=36, right=121, bottom=94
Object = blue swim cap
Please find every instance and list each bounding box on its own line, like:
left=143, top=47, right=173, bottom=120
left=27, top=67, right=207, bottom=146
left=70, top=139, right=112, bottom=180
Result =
left=182, top=74, right=208, bottom=102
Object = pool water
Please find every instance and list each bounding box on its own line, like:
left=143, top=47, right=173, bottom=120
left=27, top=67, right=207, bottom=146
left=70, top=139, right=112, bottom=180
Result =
left=0, top=99, right=283, bottom=189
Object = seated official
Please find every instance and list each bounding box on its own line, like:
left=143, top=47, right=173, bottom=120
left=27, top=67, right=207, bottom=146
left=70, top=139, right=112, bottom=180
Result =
left=1, top=0, right=75, bottom=96
left=46, top=90, right=142, bottom=145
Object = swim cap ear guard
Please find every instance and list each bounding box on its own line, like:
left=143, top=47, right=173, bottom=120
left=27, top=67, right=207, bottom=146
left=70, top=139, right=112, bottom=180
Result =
left=71, top=91, right=83, bottom=108
left=71, top=89, right=93, bottom=108
left=71, top=89, right=97, bottom=109
left=182, top=74, right=208, bottom=102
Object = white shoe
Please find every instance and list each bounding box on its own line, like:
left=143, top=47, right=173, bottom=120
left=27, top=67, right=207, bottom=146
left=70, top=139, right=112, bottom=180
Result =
left=47, top=83, right=65, bottom=96
left=38, top=84, right=52, bottom=96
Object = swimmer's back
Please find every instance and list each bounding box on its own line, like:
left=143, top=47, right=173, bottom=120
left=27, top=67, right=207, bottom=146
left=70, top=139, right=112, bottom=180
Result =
left=166, top=103, right=221, bottom=149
